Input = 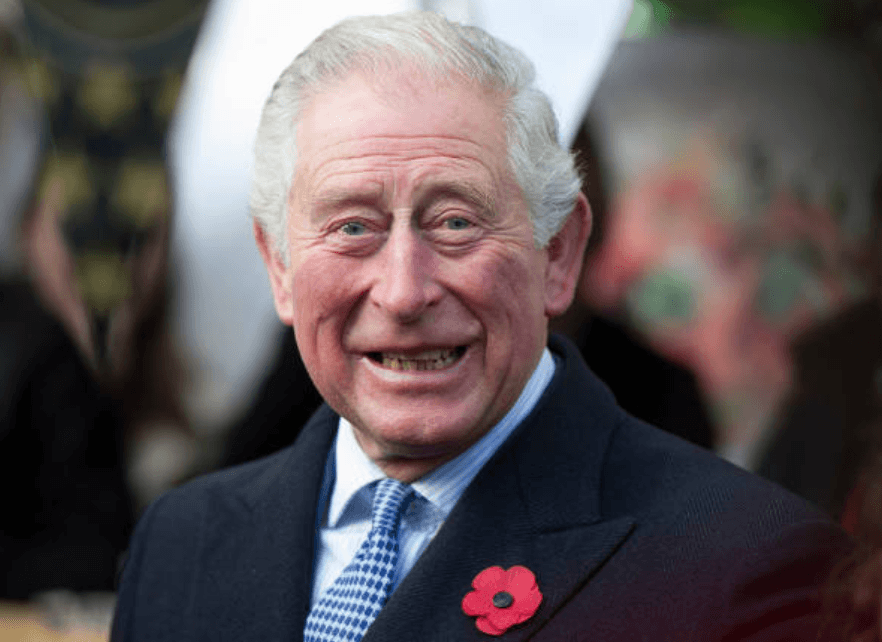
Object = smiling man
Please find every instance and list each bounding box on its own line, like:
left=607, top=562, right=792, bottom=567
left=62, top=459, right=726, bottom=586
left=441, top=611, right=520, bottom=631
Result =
left=112, top=12, right=848, bottom=642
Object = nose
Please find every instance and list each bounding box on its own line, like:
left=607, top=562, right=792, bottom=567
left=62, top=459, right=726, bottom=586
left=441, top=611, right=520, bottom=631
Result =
left=370, top=223, right=442, bottom=323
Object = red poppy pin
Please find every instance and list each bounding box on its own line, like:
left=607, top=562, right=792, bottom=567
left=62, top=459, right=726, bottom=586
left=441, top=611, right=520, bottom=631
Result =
left=461, top=565, right=542, bottom=636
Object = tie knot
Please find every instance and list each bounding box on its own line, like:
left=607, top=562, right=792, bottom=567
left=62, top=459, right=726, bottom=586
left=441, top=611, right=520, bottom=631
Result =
left=371, top=478, right=414, bottom=535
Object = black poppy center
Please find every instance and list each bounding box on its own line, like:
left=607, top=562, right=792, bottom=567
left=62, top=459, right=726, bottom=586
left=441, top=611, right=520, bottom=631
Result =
left=492, top=591, right=514, bottom=609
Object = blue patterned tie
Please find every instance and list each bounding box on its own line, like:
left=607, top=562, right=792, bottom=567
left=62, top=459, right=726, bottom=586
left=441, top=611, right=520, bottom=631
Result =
left=304, top=478, right=415, bottom=642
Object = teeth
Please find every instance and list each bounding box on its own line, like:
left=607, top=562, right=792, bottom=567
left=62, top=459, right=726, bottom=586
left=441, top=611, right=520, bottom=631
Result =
left=380, top=348, right=461, bottom=371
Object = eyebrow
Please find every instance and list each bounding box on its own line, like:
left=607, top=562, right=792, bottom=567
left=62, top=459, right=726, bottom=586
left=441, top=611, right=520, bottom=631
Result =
left=310, top=183, right=386, bottom=219
left=309, top=180, right=497, bottom=219
left=415, top=183, right=496, bottom=218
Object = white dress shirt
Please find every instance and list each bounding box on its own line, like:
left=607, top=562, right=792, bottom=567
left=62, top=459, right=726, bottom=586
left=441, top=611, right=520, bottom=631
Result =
left=310, top=348, right=556, bottom=605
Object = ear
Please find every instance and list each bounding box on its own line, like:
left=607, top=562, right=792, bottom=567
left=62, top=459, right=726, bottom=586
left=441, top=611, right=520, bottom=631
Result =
left=253, top=220, right=294, bottom=326
left=544, top=192, right=592, bottom=317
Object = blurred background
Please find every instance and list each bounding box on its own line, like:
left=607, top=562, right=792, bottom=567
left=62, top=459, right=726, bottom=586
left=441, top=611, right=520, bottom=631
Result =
left=1, top=0, right=881, bottom=638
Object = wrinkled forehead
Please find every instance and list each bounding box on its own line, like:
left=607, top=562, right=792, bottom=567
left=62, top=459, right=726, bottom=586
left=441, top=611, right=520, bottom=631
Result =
left=288, top=66, right=523, bottom=223
left=304, top=57, right=505, bottom=119
left=295, top=65, right=508, bottom=157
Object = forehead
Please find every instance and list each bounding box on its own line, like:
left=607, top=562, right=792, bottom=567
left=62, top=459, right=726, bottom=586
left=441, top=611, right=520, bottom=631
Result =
left=294, top=68, right=509, bottom=176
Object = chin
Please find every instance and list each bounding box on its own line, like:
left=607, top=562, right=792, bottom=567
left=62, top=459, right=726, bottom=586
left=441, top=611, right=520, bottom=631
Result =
left=352, top=407, right=489, bottom=462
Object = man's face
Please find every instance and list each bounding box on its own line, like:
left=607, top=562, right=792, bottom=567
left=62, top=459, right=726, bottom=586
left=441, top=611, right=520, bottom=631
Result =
left=258, top=69, right=586, bottom=480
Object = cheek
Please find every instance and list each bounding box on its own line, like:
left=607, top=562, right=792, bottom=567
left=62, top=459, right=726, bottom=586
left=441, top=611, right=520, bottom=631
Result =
left=484, top=249, right=546, bottom=312
left=289, top=256, right=359, bottom=351
left=453, top=247, right=548, bottom=336
left=289, top=263, right=354, bottom=408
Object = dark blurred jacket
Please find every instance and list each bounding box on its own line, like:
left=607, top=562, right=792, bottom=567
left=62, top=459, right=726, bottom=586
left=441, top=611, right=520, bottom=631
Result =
left=0, top=279, right=135, bottom=600
left=758, top=300, right=882, bottom=518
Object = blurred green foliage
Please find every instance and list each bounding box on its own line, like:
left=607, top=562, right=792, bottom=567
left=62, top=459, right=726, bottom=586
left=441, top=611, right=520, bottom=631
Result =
left=626, top=0, right=834, bottom=38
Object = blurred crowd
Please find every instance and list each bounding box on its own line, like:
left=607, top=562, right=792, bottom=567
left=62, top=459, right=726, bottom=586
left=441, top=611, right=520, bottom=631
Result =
left=1, top=0, right=882, bottom=638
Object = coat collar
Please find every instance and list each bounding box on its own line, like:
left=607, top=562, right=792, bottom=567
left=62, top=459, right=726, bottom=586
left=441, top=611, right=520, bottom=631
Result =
left=230, top=334, right=635, bottom=641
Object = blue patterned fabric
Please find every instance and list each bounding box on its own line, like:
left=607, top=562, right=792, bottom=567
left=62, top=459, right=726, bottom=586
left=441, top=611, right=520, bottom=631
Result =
left=304, top=478, right=415, bottom=642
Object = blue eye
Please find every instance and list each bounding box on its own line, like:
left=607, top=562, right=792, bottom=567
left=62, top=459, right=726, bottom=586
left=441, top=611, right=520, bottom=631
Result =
left=445, top=217, right=470, bottom=230
left=340, top=221, right=367, bottom=236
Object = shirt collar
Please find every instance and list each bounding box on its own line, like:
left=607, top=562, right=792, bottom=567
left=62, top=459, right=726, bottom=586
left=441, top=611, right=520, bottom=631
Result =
left=326, top=347, right=556, bottom=527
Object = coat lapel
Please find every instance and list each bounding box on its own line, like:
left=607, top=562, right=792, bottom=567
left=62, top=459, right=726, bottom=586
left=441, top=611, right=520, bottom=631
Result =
left=362, top=336, right=637, bottom=641
left=215, top=404, right=338, bottom=641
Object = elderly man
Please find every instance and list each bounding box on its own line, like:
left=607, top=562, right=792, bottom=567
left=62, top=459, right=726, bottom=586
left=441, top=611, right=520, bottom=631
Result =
left=112, top=12, right=847, bottom=642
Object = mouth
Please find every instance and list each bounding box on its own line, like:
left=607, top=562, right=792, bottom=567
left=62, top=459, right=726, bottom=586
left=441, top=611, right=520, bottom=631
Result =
left=367, top=346, right=468, bottom=372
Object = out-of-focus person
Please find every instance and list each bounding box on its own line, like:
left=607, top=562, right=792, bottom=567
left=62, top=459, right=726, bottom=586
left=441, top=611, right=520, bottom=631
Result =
left=0, top=0, right=206, bottom=611
left=577, top=13, right=882, bottom=518
left=553, top=121, right=716, bottom=451
left=0, top=5, right=135, bottom=603
left=818, top=168, right=882, bottom=640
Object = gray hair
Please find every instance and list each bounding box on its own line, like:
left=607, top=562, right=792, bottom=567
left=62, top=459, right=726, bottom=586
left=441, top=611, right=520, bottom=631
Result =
left=251, top=11, right=581, bottom=257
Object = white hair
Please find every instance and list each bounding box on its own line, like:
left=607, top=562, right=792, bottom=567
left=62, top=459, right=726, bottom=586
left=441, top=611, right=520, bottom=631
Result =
left=251, top=11, right=581, bottom=258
